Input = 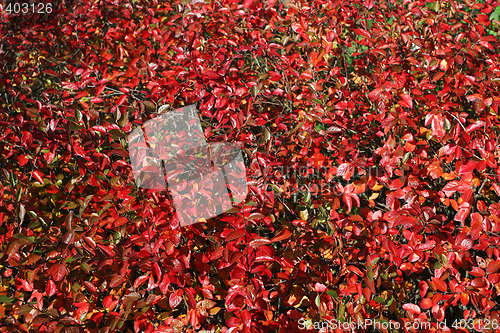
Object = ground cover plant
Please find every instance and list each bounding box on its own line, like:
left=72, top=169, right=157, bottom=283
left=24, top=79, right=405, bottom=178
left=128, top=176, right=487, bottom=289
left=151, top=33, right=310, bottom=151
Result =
left=1, top=0, right=500, bottom=332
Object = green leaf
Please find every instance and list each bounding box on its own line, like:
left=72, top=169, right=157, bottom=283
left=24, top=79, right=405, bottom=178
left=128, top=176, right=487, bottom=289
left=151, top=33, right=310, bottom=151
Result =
left=119, top=111, right=129, bottom=127
left=0, top=295, right=16, bottom=303
left=315, top=294, right=321, bottom=308
left=326, top=290, right=338, bottom=299
left=338, top=303, right=345, bottom=321
left=304, top=191, right=311, bottom=203
left=269, top=184, right=281, bottom=193
left=312, top=98, right=323, bottom=106
left=490, top=5, right=500, bottom=21
left=65, top=255, right=82, bottom=263
left=75, top=109, right=82, bottom=122
left=81, top=262, right=91, bottom=273
left=318, top=205, right=327, bottom=216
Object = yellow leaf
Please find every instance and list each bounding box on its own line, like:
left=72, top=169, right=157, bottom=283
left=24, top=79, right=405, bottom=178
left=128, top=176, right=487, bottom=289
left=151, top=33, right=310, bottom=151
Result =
left=210, top=307, right=221, bottom=315
left=298, top=209, right=309, bottom=221
left=441, top=172, right=456, bottom=180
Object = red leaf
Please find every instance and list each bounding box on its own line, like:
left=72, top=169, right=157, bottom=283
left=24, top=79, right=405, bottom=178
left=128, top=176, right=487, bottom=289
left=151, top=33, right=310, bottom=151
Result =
left=271, top=229, right=291, bottom=243
left=18, top=155, right=29, bottom=167
left=43, top=69, right=59, bottom=77
left=419, top=298, right=433, bottom=310
left=466, top=94, right=483, bottom=102
left=455, top=204, right=471, bottom=224
left=466, top=120, right=485, bottom=132
left=153, top=262, right=162, bottom=281
left=116, top=94, right=127, bottom=106
left=243, top=0, right=253, bottom=8
left=113, top=216, right=128, bottom=227
left=416, top=240, right=436, bottom=251
left=343, top=193, right=353, bottom=212
left=160, top=275, right=170, bottom=294
left=394, top=215, right=418, bottom=228
left=291, top=22, right=303, bottom=33
left=487, top=260, right=500, bottom=274
left=336, top=163, right=350, bottom=176
left=83, top=236, right=96, bottom=249
left=46, top=279, right=56, bottom=297
left=347, top=265, right=364, bottom=277
left=225, top=228, right=246, bottom=241
left=134, top=275, right=149, bottom=289
left=431, top=115, right=445, bottom=137
left=61, top=230, right=74, bottom=244
left=50, top=263, right=66, bottom=282
left=471, top=278, right=487, bottom=288
left=97, top=244, right=115, bottom=257
left=428, top=163, right=443, bottom=179
left=419, top=281, right=429, bottom=298
left=21, top=131, right=33, bottom=148
left=470, top=267, right=485, bottom=277
left=169, top=289, right=183, bottom=308
left=205, top=70, right=221, bottom=80
left=314, top=283, right=327, bottom=292
left=353, top=28, right=371, bottom=39
left=75, top=91, right=88, bottom=100
left=442, top=181, right=460, bottom=196
left=102, top=295, right=117, bottom=309
left=249, top=236, right=271, bottom=248
left=95, top=85, right=106, bottom=96
left=300, top=71, right=313, bottom=80
left=492, top=183, right=500, bottom=197
left=402, top=303, right=421, bottom=315
left=459, top=161, right=477, bottom=174
left=399, top=93, right=413, bottom=108
left=460, top=237, right=473, bottom=251
left=248, top=213, right=264, bottom=220
left=255, top=255, right=275, bottom=262
left=335, top=101, right=348, bottom=110
left=431, top=304, right=445, bottom=321
left=92, top=125, right=107, bottom=133
left=110, top=274, right=125, bottom=288
left=83, top=281, right=98, bottom=294
left=368, top=87, right=384, bottom=101
left=431, top=277, right=447, bottom=292
left=33, top=170, right=45, bottom=184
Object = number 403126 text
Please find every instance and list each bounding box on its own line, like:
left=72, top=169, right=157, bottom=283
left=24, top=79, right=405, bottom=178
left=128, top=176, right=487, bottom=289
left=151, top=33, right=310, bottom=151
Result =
left=4, top=2, right=53, bottom=14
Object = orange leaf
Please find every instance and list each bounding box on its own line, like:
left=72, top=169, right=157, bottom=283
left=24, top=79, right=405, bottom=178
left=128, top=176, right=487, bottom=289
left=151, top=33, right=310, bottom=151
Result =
left=431, top=277, right=447, bottom=292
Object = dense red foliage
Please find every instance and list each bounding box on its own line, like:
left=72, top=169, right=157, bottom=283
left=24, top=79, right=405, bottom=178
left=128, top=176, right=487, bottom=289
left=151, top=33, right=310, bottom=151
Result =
left=1, top=0, right=500, bottom=332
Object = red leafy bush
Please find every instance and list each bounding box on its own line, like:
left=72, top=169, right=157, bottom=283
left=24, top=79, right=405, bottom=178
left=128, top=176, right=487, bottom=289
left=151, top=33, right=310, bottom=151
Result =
left=1, top=0, right=500, bottom=332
